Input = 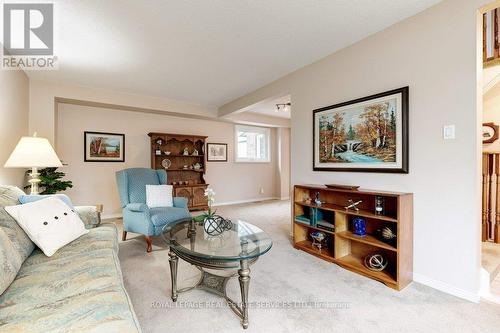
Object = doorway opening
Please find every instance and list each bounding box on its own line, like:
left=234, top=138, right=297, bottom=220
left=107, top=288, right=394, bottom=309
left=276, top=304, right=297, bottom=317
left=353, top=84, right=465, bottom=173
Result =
left=481, top=3, right=500, bottom=303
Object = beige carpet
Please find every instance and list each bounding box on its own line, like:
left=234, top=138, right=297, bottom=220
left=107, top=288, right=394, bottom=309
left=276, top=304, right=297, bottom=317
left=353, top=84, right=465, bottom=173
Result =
left=116, top=200, right=500, bottom=333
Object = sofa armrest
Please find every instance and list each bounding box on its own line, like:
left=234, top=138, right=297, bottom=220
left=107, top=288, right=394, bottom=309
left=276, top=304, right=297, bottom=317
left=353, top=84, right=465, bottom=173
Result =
left=173, top=197, right=189, bottom=209
left=75, top=205, right=101, bottom=229
left=126, top=203, right=149, bottom=212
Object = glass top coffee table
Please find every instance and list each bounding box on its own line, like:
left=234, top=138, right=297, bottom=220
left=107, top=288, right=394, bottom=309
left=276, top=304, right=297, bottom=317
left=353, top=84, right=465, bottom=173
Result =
left=162, top=218, right=272, bottom=329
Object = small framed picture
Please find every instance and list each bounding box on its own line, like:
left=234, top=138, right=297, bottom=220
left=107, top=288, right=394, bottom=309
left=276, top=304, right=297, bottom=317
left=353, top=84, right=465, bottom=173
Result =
left=84, top=131, right=125, bottom=162
left=207, top=143, right=227, bottom=162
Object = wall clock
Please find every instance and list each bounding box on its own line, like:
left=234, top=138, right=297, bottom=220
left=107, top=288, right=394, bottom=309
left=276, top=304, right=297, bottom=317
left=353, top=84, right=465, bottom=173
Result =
left=483, top=122, right=499, bottom=144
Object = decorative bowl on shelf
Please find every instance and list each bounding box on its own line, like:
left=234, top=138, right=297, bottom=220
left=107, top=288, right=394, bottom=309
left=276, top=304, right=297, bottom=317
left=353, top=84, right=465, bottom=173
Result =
left=325, top=184, right=360, bottom=190
left=375, top=226, right=397, bottom=246
left=364, top=253, right=388, bottom=272
left=164, top=151, right=171, bottom=155
left=161, top=159, right=172, bottom=169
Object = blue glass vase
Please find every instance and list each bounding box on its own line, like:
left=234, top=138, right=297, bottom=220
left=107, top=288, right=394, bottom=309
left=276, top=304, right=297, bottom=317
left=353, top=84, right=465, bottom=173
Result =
left=352, top=217, right=367, bottom=237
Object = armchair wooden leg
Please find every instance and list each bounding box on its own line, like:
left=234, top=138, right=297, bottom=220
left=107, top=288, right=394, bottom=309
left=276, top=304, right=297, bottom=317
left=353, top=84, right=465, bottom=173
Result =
left=122, top=231, right=127, bottom=241
left=145, top=236, right=153, bottom=253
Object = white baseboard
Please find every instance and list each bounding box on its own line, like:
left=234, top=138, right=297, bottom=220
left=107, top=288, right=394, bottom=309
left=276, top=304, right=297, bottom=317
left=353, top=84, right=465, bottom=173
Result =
left=214, top=197, right=278, bottom=207
left=413, top=273, right=480, bottom=303
left=102, top=213, right=122, bottom=220
left=102, top=198, right=278, bottom=219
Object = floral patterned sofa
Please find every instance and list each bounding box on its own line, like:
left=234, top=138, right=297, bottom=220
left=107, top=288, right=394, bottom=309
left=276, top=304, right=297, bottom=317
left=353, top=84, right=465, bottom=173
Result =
left=0, top=186, right=141, bottom=332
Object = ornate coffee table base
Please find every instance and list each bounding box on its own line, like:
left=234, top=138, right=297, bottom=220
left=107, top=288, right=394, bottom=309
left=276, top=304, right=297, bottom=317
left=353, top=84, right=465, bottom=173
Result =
left=168, top=250, right=253, bottom=329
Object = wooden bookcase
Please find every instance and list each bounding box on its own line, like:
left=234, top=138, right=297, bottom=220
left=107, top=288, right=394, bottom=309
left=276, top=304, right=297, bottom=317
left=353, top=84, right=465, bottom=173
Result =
left=148, top=132, right=208, bottom=211
left=293, top=185, right=413, bottom=290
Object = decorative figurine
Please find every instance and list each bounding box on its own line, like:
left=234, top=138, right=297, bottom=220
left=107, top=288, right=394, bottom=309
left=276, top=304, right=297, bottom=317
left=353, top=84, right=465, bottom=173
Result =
left=155, top=139, right=163, bottom=155
left=375, top=196, right=385, bottom=215
left=304, top=196, right=312, bottom=204
left=314, top=192, right=322, bottom=206
left=352, top=216, right=367, bottom=237
left=310, top=231, right=326, bottom=250
left=345, top=199, right=362, bottom=211
left=192, top=148, right=199, bottom=156
left=364, top=253, right=388, bottom=272
left=183, top=147, right=189, bottom=155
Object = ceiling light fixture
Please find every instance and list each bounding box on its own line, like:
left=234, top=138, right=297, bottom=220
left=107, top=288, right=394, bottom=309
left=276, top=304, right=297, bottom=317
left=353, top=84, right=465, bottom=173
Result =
left=276, top=103, right=291, bottom=112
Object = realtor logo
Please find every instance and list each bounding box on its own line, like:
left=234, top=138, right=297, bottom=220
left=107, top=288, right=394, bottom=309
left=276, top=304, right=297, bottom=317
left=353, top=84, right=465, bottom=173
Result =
left=3, top=3, right=53, bottom=55
left=2, top=3, right=57, bottom=70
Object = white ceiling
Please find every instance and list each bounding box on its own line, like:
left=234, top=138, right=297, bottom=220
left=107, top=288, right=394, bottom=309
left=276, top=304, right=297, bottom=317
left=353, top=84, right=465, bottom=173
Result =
left=25, top=0, right=441, bottom=107
left=244, top=95, right=291, bottom=119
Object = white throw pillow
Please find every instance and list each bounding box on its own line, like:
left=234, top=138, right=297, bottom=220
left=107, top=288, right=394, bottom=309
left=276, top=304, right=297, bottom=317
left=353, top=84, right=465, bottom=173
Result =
left=146, top=185, right=173, bottom=208
left=5, top=197, right=88, bottom=257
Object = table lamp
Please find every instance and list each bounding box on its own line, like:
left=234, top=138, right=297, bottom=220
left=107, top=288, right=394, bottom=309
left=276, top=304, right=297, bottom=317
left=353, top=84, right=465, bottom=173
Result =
left=4, top=133, right=63, bottom=194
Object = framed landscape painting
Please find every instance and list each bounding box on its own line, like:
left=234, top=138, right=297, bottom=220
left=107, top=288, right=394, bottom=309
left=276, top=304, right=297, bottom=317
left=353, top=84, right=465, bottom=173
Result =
left=207, top=143, right=228, bottom=162
left=313, top=87, right=408, bottom=173
left=84, top=131, right=125, bottom=162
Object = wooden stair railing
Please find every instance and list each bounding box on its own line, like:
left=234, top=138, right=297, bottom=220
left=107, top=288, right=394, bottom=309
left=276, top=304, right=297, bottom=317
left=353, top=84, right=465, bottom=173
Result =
left=484, top=8, right=500, bottom=67
left=482, top=152, right=500, bottom=243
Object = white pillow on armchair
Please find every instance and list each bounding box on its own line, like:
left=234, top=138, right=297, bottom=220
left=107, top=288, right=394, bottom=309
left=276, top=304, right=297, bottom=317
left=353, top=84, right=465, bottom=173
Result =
left=146, top=185, right=173, bottom=208
left=5, top=197, right=88, bottom=257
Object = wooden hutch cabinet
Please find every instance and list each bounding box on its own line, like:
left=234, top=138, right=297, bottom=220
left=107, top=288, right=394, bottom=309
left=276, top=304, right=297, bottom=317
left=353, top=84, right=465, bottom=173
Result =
left=148, top=132, right=208, bottom=211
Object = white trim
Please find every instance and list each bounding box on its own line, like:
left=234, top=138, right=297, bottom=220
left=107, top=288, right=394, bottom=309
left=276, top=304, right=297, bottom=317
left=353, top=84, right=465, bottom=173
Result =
left=280, top=196, right=290, bottom=200
left=483, top=73, right=500, bottom=93
left=214, top=197, right=278, bottom=207
left=102, top=213, right=122, bottom=220
left=413, top=273, right=480, bottom=303
left=103, top=198, right=280, bottom=219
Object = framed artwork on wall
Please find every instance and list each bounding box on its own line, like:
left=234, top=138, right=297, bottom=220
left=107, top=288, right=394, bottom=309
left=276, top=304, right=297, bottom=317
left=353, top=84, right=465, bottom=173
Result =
left=84, top=131, right=125, bottom=162
left=483, top=122, right=499, bottom=144
left=313, top=86, right=409, bottom=173
left=207, top=143, right=227, bottom=162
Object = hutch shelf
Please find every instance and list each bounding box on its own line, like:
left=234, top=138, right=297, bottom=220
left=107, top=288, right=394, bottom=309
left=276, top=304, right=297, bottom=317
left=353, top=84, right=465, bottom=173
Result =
left=292, top=184, right=413, bottom=290
left=148, top=132, right=209, bottom=211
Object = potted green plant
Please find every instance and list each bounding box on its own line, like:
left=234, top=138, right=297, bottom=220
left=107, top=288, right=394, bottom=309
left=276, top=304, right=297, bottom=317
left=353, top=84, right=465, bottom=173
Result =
left=24, top=167, right=73, bottom=194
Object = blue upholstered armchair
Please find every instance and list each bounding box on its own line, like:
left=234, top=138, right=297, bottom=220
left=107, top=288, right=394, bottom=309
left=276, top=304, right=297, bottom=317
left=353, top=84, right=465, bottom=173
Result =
left=115, top=168, right=191, bottom=252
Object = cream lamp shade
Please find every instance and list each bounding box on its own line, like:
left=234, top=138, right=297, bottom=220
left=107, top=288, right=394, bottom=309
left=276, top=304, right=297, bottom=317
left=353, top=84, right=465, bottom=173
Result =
left=5, top=136, right=62, bottom=168
left=4, top=135, right=63, bottom=194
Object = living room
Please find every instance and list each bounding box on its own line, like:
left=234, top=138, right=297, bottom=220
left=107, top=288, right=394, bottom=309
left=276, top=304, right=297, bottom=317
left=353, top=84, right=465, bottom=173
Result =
left=1, top=1, right=500, bottom=332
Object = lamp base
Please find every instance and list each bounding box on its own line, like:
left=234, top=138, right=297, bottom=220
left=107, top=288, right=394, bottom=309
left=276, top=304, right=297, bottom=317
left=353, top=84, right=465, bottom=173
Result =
left=28, top=167, right=41, bottom=195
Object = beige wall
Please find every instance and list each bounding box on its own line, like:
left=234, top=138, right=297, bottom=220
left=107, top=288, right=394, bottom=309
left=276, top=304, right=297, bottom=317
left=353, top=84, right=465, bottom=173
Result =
left=0, top=70, right=29, bottom=187
left=57, top=103, right=279, bottom=216
left=220, top=0, right=487, bottom=300
left=29, top=80, right=290, bottom=145
left=483, top=82, right=500, bottom=152
left=30, top=80, right=218, bottom=144
left=277, top=127, right=291, bottom=199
